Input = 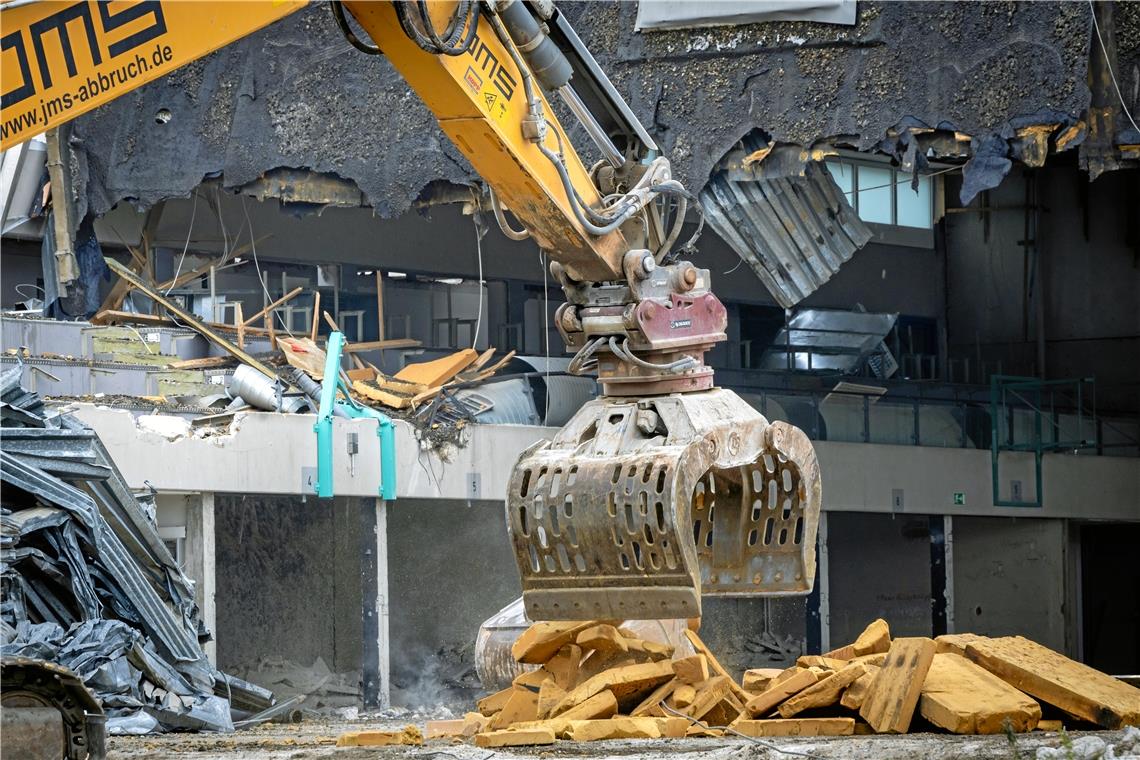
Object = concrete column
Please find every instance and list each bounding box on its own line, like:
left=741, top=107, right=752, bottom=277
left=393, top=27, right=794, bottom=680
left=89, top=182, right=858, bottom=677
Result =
left=361, top=498, right=390, bottom=709
left=184, top=492, right=216, bottom=664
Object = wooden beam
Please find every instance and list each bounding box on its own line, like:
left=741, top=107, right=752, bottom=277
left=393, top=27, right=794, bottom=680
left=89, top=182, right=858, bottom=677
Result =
left=103, top=258, right=280, bottom=380
left=242, top=286, right=303, bottom=327
left=95, top=310, right=272, bottom=336
left=235, top=302, right=245, bottom=349
left=342, top=338, right=421, bottom=353
left=44, top=129, right=78, bottom=286
left=310, top=291, right=321, bottom=342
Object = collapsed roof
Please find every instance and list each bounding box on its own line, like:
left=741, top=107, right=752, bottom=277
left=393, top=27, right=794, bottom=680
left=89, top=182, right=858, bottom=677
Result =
left=65, top=1, right=1138, bottom=227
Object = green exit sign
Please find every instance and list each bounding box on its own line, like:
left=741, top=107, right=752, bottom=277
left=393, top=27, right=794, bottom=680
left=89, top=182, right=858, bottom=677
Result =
left=953, top=492, right=966, bottom=506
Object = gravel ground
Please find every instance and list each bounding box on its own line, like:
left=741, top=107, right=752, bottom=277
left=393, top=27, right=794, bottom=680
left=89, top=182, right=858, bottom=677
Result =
left=108, top=716, right=1134, bottom=760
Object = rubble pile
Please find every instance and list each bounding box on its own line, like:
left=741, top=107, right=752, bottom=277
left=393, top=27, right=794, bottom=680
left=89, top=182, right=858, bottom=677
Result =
left=0, top=370, right=272, bottom=733
left=338, top=618, right=1140, bottom=747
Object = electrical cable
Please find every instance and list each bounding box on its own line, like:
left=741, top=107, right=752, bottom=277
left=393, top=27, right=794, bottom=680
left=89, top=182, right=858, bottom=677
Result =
left=164, top=190, right=199, bottom=296
left=471, top=195, right=486, bottom=350
left=658, top=702, right=831, bottom=760
left=240, top=196, right=295, bottom=338
left=1088, top=0, right=1140, bottom=135
left=329, top=1, right=381, bottom=55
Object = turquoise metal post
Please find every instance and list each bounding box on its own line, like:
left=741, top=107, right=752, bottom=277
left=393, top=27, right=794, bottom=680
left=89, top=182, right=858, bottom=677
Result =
left=313, top=332, right=397, bottom=500
left=377, top=416, right=396, bottom=500
left=313, top=332, right=345, bottom=498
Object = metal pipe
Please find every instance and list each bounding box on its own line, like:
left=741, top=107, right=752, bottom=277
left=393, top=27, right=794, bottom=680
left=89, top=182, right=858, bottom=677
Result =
left=557, top=84, right=623, bottom=168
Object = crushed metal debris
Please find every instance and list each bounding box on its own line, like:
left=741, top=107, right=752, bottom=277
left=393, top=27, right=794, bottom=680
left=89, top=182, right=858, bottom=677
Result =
left=0, top=366, right=275, bottom=733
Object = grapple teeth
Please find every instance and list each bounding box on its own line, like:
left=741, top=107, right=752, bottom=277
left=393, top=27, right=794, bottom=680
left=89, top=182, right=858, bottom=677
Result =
left=506, top=388, right=821, bottom=621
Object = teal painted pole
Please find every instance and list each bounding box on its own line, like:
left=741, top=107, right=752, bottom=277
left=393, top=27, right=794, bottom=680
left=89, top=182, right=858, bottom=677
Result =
left=313, top=332, right=346, bottom=498
left=377, top=417, right=396, bottom=500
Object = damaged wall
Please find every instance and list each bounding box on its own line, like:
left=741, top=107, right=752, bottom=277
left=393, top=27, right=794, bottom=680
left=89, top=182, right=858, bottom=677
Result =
left=214, top=494, right=363, bottom=677
left=67, top=1, right=1117, bottom=224
left=951, top=516, right=1067, bottom=654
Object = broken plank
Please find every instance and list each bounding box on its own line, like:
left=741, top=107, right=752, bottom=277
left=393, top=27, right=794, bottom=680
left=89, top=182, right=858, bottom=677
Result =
left=424, top=719, right=466, bottom=739
left=840, top=666, right=879, bottom=710
left=672, top=654, right=710, bottom=685
left=687, top=676, right=733, bottom=720
left=564, top=717, right=688, bottom=741
left=629, top=678, right=677, bottom=718
left=576, top=623, right=628, bottom=654
left=513, top=621, right=597, bottom=664
left=488, top=687, right=539, bottom=730
left=94, top=309, right=271, bottom=336
left=476, top=686, right=514, bottom=717
left=167, top=355, right=240, bottom=370
left=733, top=718, right=855, bottom=737
left=543, top=644, right=582, bottom=690
left=683, top=629, right=751, bottom=703
left=920, top=652, right=1041, bottom=734
left=536, top=679, right=566, bottom=719
left=964, top=636, right=1140, bottom=729
left=935, top=632, right=989, bottom=656
left=352, top=380, right=412, bottom=409
left=851, top=618, right=892, bottom=655
left=343, top=338, right=422, bottom=352
left=742, top=667, right=784, bottom=692
left=244, top=287, right=304, bottom=327
left=335, top=726, right=423, bottom=747
left=550, top=660, right=674, bottom=717
left=103, top=258, right=280, bottom=380
left=859, top=636, right=937, bottom=734
left=277, top=336, right=327, bottom=379
left=777, top=662, right=867, bottom=718
left=394, top=348, right=478, bottom=387
left=796, top=655, right=848, bottom=671
left=745, top=668, right=819, bottom=717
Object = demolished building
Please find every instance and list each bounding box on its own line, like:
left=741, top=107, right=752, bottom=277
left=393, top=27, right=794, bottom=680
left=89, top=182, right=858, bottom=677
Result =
left=1, top=0, right=1137, bottom=725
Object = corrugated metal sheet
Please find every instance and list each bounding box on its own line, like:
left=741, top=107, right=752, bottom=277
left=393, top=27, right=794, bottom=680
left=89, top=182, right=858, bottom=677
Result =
left=700, top=146, right=872, bottom=309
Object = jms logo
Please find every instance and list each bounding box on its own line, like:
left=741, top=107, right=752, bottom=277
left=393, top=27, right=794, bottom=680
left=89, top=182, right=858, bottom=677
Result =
left=465, top=30, right=517, bottom=103
left=2, top=1, right=167, bottom=109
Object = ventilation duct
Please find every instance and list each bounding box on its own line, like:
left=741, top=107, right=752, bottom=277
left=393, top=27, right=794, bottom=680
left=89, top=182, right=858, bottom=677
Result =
left=701, top=138, right=872, bottom=308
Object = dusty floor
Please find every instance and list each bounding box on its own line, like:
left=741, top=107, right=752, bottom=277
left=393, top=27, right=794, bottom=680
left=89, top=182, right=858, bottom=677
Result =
left=108, top=716, right=1133, bottom=759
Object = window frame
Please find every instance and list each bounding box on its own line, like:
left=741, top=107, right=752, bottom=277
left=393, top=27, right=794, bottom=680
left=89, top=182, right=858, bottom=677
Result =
left=825, top=151, right=944, bottom=249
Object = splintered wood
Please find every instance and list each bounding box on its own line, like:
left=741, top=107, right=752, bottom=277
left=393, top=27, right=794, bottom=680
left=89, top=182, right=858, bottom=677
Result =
left=348, top=616, right=1140, bottom=749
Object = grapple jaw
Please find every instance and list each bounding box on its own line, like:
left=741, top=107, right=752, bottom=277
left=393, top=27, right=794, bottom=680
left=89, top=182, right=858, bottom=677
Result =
left=506, top=388, right=821, bottom=621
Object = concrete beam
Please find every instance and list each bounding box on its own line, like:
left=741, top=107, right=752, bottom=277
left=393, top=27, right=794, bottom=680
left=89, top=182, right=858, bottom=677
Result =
left=70, top=405, right=1137, bottom=521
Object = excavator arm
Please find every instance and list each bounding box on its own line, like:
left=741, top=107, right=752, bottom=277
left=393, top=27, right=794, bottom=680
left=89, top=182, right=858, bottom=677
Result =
left=1, top=1, right=822, bottom=622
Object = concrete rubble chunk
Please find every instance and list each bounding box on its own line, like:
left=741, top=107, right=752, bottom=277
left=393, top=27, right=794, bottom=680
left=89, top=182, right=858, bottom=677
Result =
left=742, top=667, right=785, bottom=692
left=860, top=637, right=937, bottom=734
left=919, top=653, right=1042, bottom=734
left=778, top=662, right=867, bottom=718
left=965, top=636, right=1140, bottom=729
left=335, top=725, right=423, bottom=747
left=564, top=717, right=688, bottom=741
left=745, top=668, right=819, bottom=717
left=474, top=726, right=556, bottom=747
left=672, top=654, right=710, bottom=684
left=733, top=717, right=856, bottom=737
left=550, top=660, right=675, bottom=716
